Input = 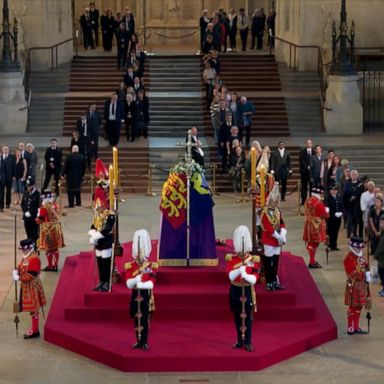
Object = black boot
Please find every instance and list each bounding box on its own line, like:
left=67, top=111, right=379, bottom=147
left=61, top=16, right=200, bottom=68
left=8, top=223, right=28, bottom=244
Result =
left=93, top=257, right=103, bottom=291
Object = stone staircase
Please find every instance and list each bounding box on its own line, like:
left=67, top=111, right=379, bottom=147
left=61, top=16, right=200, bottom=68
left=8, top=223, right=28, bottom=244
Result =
left=27, top=65, right=70, bottom=135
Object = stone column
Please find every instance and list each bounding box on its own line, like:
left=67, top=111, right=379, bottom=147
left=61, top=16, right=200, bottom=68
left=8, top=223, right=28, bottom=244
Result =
left=323, top=74, right=363, bottom=135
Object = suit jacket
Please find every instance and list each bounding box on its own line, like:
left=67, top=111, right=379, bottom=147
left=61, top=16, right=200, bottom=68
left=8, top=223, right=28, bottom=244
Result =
left=134, top=97, right=150, bottom=124
left=89, top=9, right=99, bottom=28
left=104, top=98, right=125, bottom=122
left=124, top=73, right=135, bottom=88
left=310, top=154, right=325, bottom=181
left=61, top=153, right=86, bottom=192
left=0, top=154, right=16, bottom=184
left=136, top=51, right=146, bottom=72
left=270, top=148, right=291, bottom=179
left=121, top=14, right=135, bottom=36
left=299, top=147, right=314, bottom=175
left=44, top=147, right=63, bottom=172
left=86, top=110, right=102, bottom=142
left=80, top=14, right=93, bottom=32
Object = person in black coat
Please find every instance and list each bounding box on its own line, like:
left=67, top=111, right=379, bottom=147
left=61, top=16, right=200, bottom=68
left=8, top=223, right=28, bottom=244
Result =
left=134, top=90, right=150, bottom=139
left=89, top=1, right=100, bottom=47
left=70, top=131, right=86, bottom=157
left=80, top=8, right=95, bottom=49
left=104, top=93, right=125, bottom=146
left=135, top=44, right=146, bottom=75
left=86, top=103, right=102, bottom=160
left=0, top=145, right=16, bottom=211
left=251, top=10, right=265, bottom=50
left=326, top=184, right=344, bottom=251
left=270, top=141, right=292, bottom=201
left=228, top=9, right=238, bottom=51
left=219, top=112, right=233, bottom=173
left=121, top=7, right=135, bottom=39
left=76, top=113, right=92, bottom=169
left=116, top=22, right=129, bottom=69
left=299, top=139, right=314, bottom=205
left=21, top=176, right=40, bottom=241
left=61, top=146, right=86, bottom=208
left=100, top=9, right=115, bottom=51
left=18, top=142, right=31, bottom=177
left=124, top=93, right=137, bottom=141
left=187, top=126, right=204, bottom=168
left=42, top=139, right=63, bottom=195
left=124, top=66, right=135, bottom=88
left=199, top=9, right=210, bottom=51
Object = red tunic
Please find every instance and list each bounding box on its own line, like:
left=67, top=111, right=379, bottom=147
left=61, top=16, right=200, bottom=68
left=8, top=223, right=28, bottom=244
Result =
left=17, top=253, right=46, bottom=312
left=36, top=203, right=65, bottom=252
left=344, top=251, right=369, bottom=306
left=125, top=260, right=157, bottom=285
left=303, top=196, right=329, bottom=243
left=226, top=253, right=261, bottom=284
left=260, top=207, right=286, bottom=247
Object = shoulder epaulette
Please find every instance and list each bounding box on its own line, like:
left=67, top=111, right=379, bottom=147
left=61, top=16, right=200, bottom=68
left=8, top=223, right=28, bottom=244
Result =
left=124, top=262, right=132, bottom=270
left=225, top=253, right=233, bottom=262
left=252, top=255, right=261, bottom=263
left=151, top=262, right=159, bottom=270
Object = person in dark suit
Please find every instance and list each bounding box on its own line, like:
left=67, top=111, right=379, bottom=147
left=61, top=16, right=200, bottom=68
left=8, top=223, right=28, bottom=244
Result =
left=124, top=93, right=137, bottom=141
left=134, top=89, right=150, bottom=139
left=250, top=9, right=265, bottom=50
left=0, top=145, right=16, bottom=211
left=100, top=9, right=115, bottom=51
left=116, top=22, right=129, bottom=69
left=299, top=139, right=314, bottom=205
left=326, top=184, right=344, bottom=251
left=121, top=7, right=135, bottom=39
left=123, top=66, right=135, bottom=88
left=21, top=176, right=40, bottom=241
left=76, top=113, right=92, bottom=168
left=187, top=126, right=204, bottom=168
left=135, top=44, right=146, bottom=75
left=89, top=1, right=100, bottom=47
left=238, top=8, right=249, bottom=51
left=104, top=93, right=125, bottom=146
left=228, top=8, right=238, bottom=51
left=61, top=145, right=86, bottom=208
left=199, top=9, right=210, bottom=51
left=18, top=142, right=31, bottom=177
left=80, top=8, right=95, bottom=49
left=42, top=138, right=63, bottom=195
left=86, top=103, right=102, bottom=160
left=270, top=141, right=292, bottom=201
left=310, top=145, right=326, bottom=188
left=70, top=130, right=86, bottom=156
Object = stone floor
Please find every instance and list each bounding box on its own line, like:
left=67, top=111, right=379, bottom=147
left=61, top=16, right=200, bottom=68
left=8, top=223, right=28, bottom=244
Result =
left=0, top=189, right=384, bottom=384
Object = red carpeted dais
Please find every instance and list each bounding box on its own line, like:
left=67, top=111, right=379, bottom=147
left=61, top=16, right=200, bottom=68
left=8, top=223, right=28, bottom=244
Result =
left=44, top=241, right=337, bottom=372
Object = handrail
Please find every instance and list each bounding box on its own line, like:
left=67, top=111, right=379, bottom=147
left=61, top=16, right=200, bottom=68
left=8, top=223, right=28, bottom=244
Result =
left=24, top=37, right=74, bottom=95
left=269, top=33, right=329, bottom=131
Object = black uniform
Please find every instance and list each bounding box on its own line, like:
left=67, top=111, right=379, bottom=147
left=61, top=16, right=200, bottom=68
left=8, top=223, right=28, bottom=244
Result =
left=326, top=192, right=343, bottom=250
left=43, top=146, right=63, bottom=195
left=21, top=188, right=40, bottom=241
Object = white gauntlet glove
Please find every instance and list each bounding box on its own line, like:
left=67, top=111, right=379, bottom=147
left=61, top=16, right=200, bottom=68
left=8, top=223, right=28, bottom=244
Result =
left=335, top=212, right=343, bottom=218
left=12, top=269, right=19, bottom=281
left=24, top=211, right=31, bottom=218
left=365, top=271, right=371, bottom=283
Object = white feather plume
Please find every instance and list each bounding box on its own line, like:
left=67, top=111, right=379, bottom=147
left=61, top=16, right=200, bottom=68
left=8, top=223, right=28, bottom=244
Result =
left=233, top=225, right=252, bottom=254
left=132, top=229, right=152, bottom=259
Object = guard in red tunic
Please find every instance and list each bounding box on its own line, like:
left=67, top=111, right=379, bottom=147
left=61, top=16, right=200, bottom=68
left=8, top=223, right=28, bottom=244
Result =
left=260, top=182, right=287, bottom=291
left=303, top=187, right=329, bottom=268
left=226, top=225, right=261, bottom=352
left=94, top=159, right=110, bottom=209
left=13, top=239, right=46, bottom=339
left=344, top=237, right=370, bottom=335
left=36, top=191, right=65, bottom=271
left=125, top=229, right=158, bottom=351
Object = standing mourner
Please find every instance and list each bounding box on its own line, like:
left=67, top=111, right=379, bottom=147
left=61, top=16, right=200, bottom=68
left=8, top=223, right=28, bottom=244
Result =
left=238, top=8, right=249, bottom=51
left=89, top=1, right=100, bottom=47
left=13, top=239, right=46, bottom=339
left=374, top=214, right=384, bottom=297
left=228, top=8, right=237, bottom=51
left=86, top=103, right=102, bottom=162
left=270, top=141, right=292, bottom=201
left=26, top=143, right=38, bottom=178
left=303, top=187, right=329, bottom=268
left=104, top=93, right=125, bottom=146
left=80, top=7, right=95, bottom=49
left=238, top=96, right=255, bottom=149
left=226, top=225, right=260, bottom=352
left=116, top=22, right=129, bottom=69
left=13, top=149, right=27, bottom=205
left=260, top=183, right=287, bottom=291
left=326, top=184, right=344, bottom=251
left=0, top=145, right=16, bottom=211
left=43, top=138, right=63, bottom=195
left=368, top=193, right=384, bottom=255
left=199, top=9, right=210, bottom=51
left=101, top=9, right=115, bottom=51
left=125, top=229, right=158, bottom=351
left=61, top=145, right=86, bottom=208
left=299, top=139, right=314, bottom=205
left=344, top=237, right=370, bottom=335
left=21, top=176, right=40, bottom=242
left=36, top=191, right=65, bottom=272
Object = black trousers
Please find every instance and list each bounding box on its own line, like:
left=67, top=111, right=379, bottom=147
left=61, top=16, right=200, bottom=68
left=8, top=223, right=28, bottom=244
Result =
left=229, top=29, right=237, bottom=49
left=0, top=182, right=12, bottom=208
left=130, top=289, right=151, bottom=344
left=125, top=118, right=132, bottom=141
left=43, top=169, right=61, bottom=195
left=92, top=26, right=99, bottom=46
left=24, top=218, right=39, bottom=241
left=347, top=211, right=364, bottom=238
left=275, top=175, right=288, bottom=200
left=95, top=256, right=111, bottom=286
left=300, top=171, right=312, bottom=204
left=263, top=254, right=279, bottom=284
left=83, top=30, right=94, bottom=49
left=68, top=191, right=81, bottom=207
left=378, top=267, right=384, bottom=288
left=102, top=31, right=114, bottom=51
left=327, top=217, right=341, bottom=249
left=229, top=285, right=253, bottom=345
left=117, top=47, right=128, bottom=68
left=106, top=120, right=121, bottom=146
left=239, top=124, right=251, bottom=148
left=240, top=28, right=248, bottom=51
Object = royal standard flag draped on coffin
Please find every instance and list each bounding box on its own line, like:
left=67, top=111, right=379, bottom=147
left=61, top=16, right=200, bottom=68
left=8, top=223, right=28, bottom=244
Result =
left=158, top=162, right=217, bottom=266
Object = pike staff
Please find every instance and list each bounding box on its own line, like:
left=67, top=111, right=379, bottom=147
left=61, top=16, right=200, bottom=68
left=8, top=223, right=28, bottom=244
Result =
left=13, top=210, right=20, bottom=337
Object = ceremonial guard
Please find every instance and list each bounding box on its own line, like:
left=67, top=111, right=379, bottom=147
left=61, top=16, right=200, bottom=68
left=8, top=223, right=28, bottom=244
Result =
left=88, top=167, right=115, bottom=291
left=36, top=191, right=65, bottom=271
left=344, top=237, right=370, bottom=335
left=226, top=225, right=261, bottom=352
left=326, top=184, right=343, bottom=251
left=303, top=187, right=329, bottom=268
left=125, top=229, right=158, bottom=351
left=260, top=183, right=287, bottom=291
left=13, top=239, right=46, bottom=339
left=21, top=176, right=41, bottom=242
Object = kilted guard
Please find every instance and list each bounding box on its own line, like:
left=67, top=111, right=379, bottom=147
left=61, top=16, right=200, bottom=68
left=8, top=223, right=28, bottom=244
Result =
left=36, top=191, right=65, bottom=271
left=344, top=237, right=371, bottom=335
left=226, top=225, right=261, bottom=352
left=12, top=239, right=46, bottom=339
left=260, top=183, right=287, bottom=291
left=125, top=229, right=158, bottom=351
left=303, top=187, right=329, bottom=268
